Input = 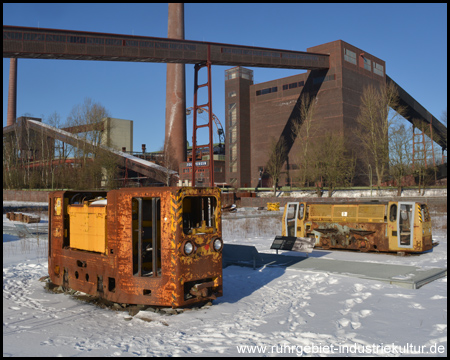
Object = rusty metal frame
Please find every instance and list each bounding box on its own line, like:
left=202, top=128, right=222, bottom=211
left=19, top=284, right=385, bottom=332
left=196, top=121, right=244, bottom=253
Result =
left=412, top=122, right=436, bottom=170
left=192, top=45, right=214, bottom=187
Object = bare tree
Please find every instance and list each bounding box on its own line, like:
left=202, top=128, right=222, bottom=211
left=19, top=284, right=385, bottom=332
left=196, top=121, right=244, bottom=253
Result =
left=3, top=120, right=31, bottom=189
left=161, top=142, right=178, bottom=186
left=389, top=121, right=413, bottom=196
left=66, top=98, right=110, bottom=161
left=354, top=82, right=405, bottom=188
left=46, top=111, right=74, bottom=189
left=266, top=136, right=287, bottom=195
left=3, top=132, right=16, bottom=189
left=98, top=151, right=121, bottom=190
left=292, top=94, right=318, bottom=186
left=65, top=98, right=112, bottom=189
left=412, top=119, right=438, bottom=195
left=311, top=132, right=355, bottom=197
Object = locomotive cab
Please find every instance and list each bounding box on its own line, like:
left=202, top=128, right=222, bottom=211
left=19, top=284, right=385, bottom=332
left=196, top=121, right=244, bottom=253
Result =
left=387, top=201, right=433, bottom=253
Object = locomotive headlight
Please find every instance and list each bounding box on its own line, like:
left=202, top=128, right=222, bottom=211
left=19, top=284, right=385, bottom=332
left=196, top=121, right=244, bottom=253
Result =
left=212, top=238, right=223, bottom=252
left=184, top=241, right=194, bottom=255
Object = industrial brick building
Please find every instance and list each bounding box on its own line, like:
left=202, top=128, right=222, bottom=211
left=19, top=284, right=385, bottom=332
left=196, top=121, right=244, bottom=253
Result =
left=225, top=40, right=387, bottom=188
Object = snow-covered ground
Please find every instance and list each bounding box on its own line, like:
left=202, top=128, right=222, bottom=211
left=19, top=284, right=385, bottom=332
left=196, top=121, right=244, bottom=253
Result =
left=3, top=201, right=447, bottom=357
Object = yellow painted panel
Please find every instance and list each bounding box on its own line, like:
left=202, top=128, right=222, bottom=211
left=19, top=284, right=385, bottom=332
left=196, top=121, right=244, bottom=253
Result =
left=332, top=205, right=357, bottom=222
left=68, top=204, right=107, bottom=253
left=308, top=204, right=333, bottom=221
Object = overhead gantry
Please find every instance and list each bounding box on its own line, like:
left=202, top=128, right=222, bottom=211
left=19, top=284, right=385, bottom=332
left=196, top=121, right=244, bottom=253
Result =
left=3, top=25, right=329, bottom=70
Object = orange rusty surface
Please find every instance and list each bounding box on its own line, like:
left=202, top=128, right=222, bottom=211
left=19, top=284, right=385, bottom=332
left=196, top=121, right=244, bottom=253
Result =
left=313, top=221, right=390, bottom=252
left=48, top=187, right=222, bottom=308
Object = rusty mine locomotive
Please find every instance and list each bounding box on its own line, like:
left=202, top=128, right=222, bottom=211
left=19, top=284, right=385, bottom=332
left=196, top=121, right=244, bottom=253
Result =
left=280, top=200, right=434, bottom=254
left=48, top=187, right=223, bottom=309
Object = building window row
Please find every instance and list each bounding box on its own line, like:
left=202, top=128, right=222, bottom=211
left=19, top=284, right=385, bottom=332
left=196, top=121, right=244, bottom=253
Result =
left=225, top=67, right=253, bottom=81
left=313, top=74, right=335, bottom=85
left=228, top=103, right=237, bottom=125
left=105, top=38, right=121, bottom=46
left=256, top=86, right=278, bottom=96
left=282, top=53, right=319, bottom=61
left=373, top=62, right=384, bottom=76
left=222, top=47, right=280, bottom=58
left=221, top=48, right=319, bottom=62
left=282, top=81, right=305, bottom=91
left=344, top=47, right=384, bottom=77
left=3, top=30, right=197, bottom=51
left=363, top=57, right=371, bottom=71
left=182, top=168, right=209, bottom=174
left=344, top=48, right=357, bottom=65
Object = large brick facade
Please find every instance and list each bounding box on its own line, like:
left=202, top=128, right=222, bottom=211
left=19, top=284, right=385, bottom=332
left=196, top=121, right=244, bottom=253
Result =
left=225, top=40, right=386, bottom=188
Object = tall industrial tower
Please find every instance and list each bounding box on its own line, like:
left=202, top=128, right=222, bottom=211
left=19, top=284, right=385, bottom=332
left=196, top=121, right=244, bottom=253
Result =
left=164, top=3, right=186, bottom=172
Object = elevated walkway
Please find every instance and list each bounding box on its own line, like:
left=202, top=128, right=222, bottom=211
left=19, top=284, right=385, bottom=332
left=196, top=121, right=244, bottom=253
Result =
left=3, top=25, right=329, bottom=70
left=223, top=244, right=447, bottom=289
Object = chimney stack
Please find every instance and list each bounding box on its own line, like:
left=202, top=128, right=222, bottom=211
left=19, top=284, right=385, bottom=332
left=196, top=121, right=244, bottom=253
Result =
left=7, top=58, right=17, bottom=127
left=164, top=3, right=186, bottom=171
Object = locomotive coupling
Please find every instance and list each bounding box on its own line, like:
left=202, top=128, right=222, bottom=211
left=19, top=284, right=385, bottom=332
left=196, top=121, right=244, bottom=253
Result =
left=189, top=281, right=216, bottom=300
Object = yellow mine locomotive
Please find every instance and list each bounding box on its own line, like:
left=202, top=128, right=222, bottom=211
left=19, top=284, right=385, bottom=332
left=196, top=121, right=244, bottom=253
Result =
left=280, top=200, right=434, bottom=254
left=48, top=187, right=223, bottom=308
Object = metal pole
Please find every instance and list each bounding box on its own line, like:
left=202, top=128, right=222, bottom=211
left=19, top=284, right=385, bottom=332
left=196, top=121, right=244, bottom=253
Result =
left=137, top=198, right=142, bottom=277
left=192, top=64, right=200, bottom=187
left=207, top=45, right=214, bottom=187
left=152, top=198, right=158, bottom=277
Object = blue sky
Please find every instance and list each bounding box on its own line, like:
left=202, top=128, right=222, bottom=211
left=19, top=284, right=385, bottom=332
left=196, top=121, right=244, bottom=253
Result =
left=3, top=3, right=447, bottom=152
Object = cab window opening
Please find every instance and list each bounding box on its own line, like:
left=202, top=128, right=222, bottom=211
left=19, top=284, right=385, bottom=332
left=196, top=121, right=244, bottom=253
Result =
left=132, top=197, right=161, bottom=277
left=299, top=204, right=305, bottom=220
left=389, top=204, right=397, bottom=222
left=182, top=196, right=217, bottom=235
left=399, top=204, right=412, bottom=246
left=285, top=203, right=298, bottom=237
left=420, top=204, right=431, bottom=222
